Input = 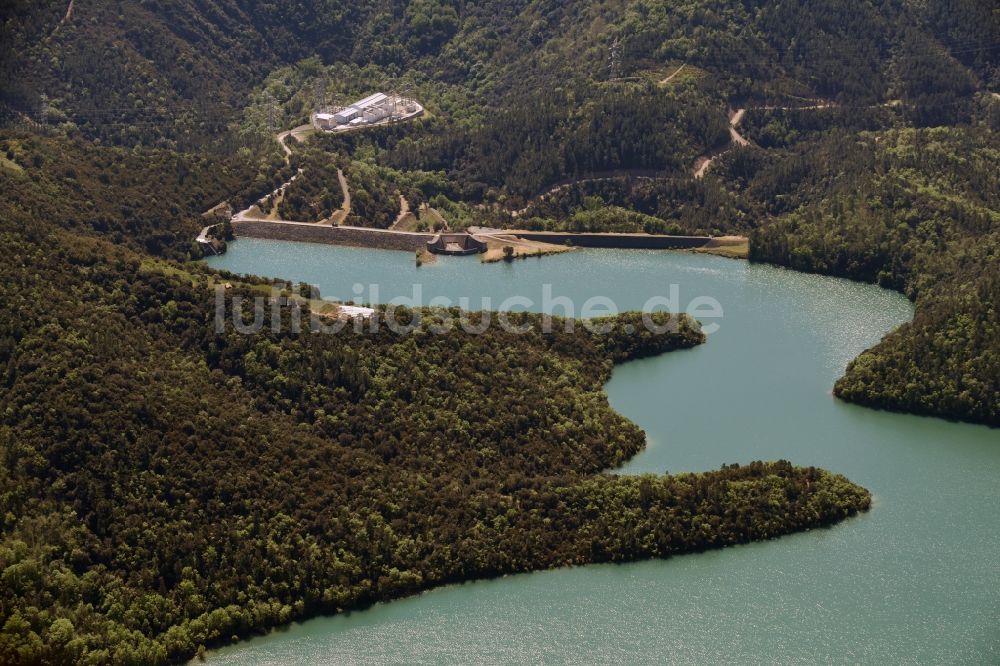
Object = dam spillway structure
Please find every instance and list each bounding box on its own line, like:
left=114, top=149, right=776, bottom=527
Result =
left=426, top=232, right=488, bottom=256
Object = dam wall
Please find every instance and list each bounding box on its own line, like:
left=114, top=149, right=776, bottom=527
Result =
left=509, top=231, right=712, bottom=249
left=233, top=220, right=714, bottom=253
left=233, top=221, right=429, bottom=252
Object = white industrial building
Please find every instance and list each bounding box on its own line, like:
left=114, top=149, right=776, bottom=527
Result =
left=333, top=92, right=389, bottom=124
left=364, top=105, right=390, bottom=122
left=333, top=107, right=360, bottom=124
left=315, top=92, right=423, bottom=132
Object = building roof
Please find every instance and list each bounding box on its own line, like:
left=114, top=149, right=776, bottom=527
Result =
left=351, top=92, right=388, bottom=110
left=315, top=113, right=335, bottom=120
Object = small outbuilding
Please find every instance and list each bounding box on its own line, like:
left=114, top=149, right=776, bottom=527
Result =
left=314, top=113, right=337, bottom=129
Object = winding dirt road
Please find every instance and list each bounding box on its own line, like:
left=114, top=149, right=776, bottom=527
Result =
left=323, top=169, right=351, bottom=226
left=390, top=195, right=416, bottom=230
left=660, top=64, right=686, bottom=85
left=253, top=127, right=350, bottom=226
left=757, top=102, right=838, bottom=111
left=47, top=0, right=74, bottom=40
left=232, top=170, right=302, bottom=222
left=276, top=132, right=293, bottom=160
left=694, top=108, right=750, bottom=179
left=395, top=195, right=410, bottom=225
left=511, top=169, right=671, bottom=218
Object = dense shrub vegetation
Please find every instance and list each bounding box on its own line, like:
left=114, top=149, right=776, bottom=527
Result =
left=0, top=0, right=997, bottom=660
left=277, top=149, right=346, bottom=223
left=746, top=127, right=999, bottom=424
left=0, top=134, right=871, bottom=662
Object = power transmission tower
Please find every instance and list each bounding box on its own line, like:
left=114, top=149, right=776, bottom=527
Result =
left=314, top=77, right=327, bottom=112
left=609, top=37, right=623, bottom=81
left=265, top=93, right=279, bottom=133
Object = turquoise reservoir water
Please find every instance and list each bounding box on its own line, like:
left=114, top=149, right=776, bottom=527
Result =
left=205, top=239, right=999, bottom=664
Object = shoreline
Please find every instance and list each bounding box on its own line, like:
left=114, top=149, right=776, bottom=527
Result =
left=690, top=236, right=749, bottom=259
left=229, top=219, right=743, bottom=260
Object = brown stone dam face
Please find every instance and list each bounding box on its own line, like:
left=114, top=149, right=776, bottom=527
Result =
left=232, top=221, right=429, bottom=252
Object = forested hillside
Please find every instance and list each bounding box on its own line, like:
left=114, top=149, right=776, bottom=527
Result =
left=746, top=125, right=999, bottom=424
left=0, top=0, right=998, bottom=661
left=0, top=130, right=871, bottom=663
left=3, top=0, right=996, bottom=146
